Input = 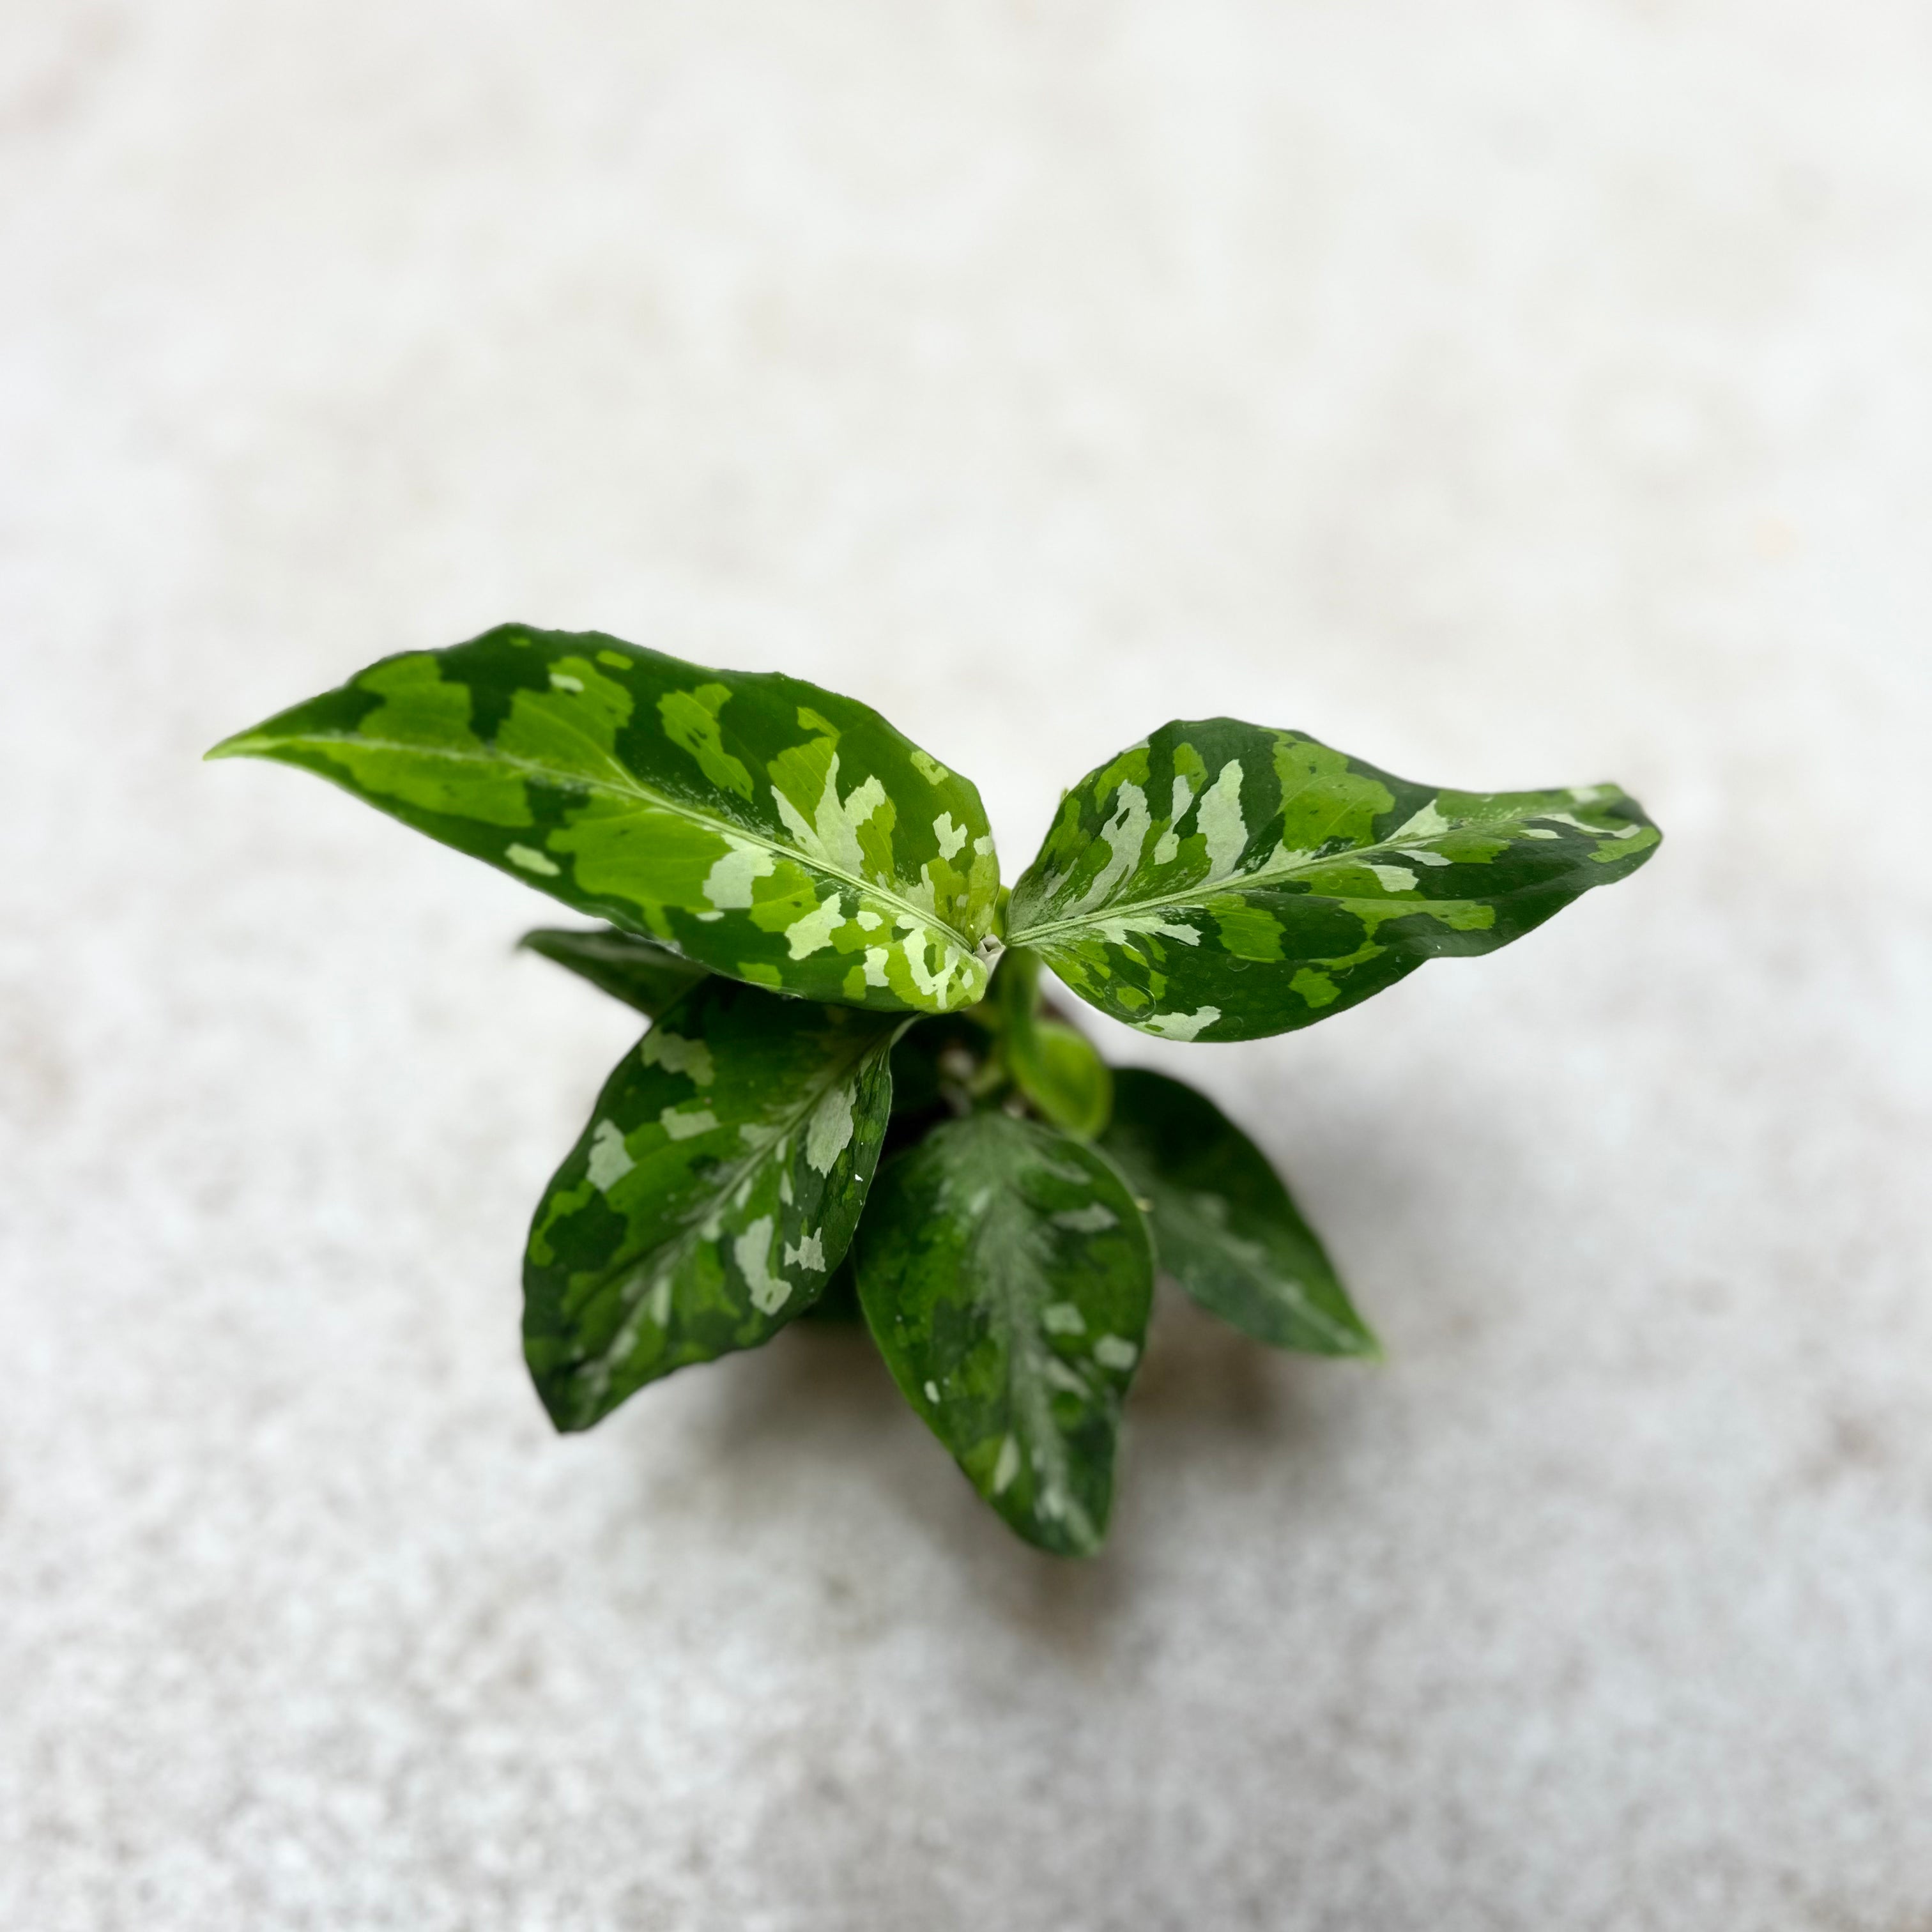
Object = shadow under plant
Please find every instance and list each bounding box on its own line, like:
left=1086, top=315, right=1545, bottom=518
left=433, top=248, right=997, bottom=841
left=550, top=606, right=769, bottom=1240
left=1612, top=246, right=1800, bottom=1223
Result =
left=208, top=622, right=1660, bottom=1556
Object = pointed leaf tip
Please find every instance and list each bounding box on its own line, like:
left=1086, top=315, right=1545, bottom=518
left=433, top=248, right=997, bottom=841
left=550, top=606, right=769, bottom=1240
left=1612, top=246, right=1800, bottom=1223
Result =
left=203, top=730, right=270, bottom=762
left=519, top=924, right=709, bottom=1018
left=1100, top=1068, right=1377, bottom=1357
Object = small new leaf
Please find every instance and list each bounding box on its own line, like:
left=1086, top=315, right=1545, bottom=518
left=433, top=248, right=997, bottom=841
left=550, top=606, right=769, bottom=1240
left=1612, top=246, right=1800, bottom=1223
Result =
left=997, top=949, right=1112, bottom=1140
left=1007, top=719, right=1660, bottom=1041
left=525, top=978, right=898, bottom=1429
left=1019, top=1021, right=1112, bottom=1141
left=854, top=1112, right=1154, bottom=1556
left=210, top=625, right=1000, bottom=1015
left=521, top=925, right=708, bottom=1017
left=1101, top=1069, right=1375, bottom=1356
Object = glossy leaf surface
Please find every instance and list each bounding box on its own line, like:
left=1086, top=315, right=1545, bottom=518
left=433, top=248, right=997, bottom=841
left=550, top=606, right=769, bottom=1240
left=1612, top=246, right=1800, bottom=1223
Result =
left=855, top=1111, right=1153, bottom=1555
left=1101, top=1069, right=1374, bottom=1356
left=210, top=625, right=1000, bottom=1014
left=520, top=925, right=708, bottom=1017
left=525, top=979, right=897, bottom=1429
left=1008, top=719, right=1660, bottom=1041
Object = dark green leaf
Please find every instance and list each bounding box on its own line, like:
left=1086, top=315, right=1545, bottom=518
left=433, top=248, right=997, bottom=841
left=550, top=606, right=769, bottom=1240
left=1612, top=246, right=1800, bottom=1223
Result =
left=524, top=978, right=898, bottom=1429
left=995, top=947, right=1112, bottom=1140
left=854, top=1111, right=1153, bottom=1556
left=1101, top=1069, right=1375, bottom=1356
left=209, top=625, right=1000, bottom=1015
left=520, top=924, right=708, bottom=1017
left=1007, top=719, right=1661, bottom=1041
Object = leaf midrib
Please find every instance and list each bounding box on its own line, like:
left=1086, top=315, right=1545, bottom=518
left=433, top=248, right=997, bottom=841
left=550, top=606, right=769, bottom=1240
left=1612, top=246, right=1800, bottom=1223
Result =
left=575, top=1020, right=896, bottom=1393
left=268, top=726, right=985, bottom=957
left=1008, top=809, right=1591, bottom=946
left=959, top=1137, right=1098, bottom=1547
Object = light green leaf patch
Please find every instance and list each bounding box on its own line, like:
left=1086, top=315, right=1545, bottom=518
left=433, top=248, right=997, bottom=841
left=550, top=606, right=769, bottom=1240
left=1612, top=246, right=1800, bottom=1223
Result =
left=523, top=978, right=899, bottom=1430
left=854, top=1111, right=1154, bottom=1556
left=1020, top=1022, right=1114, bottom=1142
left=996, top=947, right=1112, bottom=1140
left=519, top=924, right=709, bottom=1018
left=1101, top=1069, right=1375, bottom=1356
left=1007, top=719, right=1661, bottom=1041
left=208, top=625, right=1002, bottom=1015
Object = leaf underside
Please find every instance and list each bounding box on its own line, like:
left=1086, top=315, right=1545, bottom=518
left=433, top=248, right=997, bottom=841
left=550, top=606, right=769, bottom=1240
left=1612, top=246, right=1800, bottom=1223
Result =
left=855, top=1111, right=1154, bottom=1556
left=1007, top=717, right=1661, bottom=1042
left=520, top=925, right=709, bottom=1018
left=1101, top=1068, right=1374, bottom=1356
left=210, top=625, right=1000, bottom=1016
left=1018, top=1020, right=1113, bottom=1140
left=525, top=977, right=898, bottom=1430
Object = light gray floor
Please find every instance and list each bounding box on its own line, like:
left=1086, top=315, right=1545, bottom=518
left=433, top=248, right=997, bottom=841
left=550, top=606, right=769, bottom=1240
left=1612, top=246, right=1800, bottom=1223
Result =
left=5, top=4, right=1930, bottom=1927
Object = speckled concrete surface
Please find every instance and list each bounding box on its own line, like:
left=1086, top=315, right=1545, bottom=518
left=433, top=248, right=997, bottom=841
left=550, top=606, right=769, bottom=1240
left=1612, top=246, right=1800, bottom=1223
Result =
left=4, top=3, right=1931, bottom=1927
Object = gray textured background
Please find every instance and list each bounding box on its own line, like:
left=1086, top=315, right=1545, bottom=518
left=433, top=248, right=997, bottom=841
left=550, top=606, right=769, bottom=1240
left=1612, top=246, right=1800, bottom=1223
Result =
left=4, top=3, right=1931, bottom=1928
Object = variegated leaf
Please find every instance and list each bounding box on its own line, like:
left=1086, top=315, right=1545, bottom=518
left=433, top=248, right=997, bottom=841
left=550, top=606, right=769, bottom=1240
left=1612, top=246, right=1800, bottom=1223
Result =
left=209, top=625, right=1000, bottom=1015
left=520, top=925, right=708, bottom=1018
left=1101, top=1069, right=1375, bottom=1356
left=854, top=1112, right=1154, bottom=1556
left=1007, top=719, right=1661, bottom=1042
left=524, top=978, right=898, bottom=1430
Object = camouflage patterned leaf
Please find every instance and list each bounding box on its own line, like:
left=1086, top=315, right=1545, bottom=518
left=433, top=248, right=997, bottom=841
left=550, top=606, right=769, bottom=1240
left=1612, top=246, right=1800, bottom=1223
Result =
left=520, top=924, right=708, bottom=1017
left=1101, top=1069, right=1375, bottom=1356
left=209, top=625, right=1001, bottom=1015
left=524, top=977, right=898, bottom=1430
left=854, top=1112, right=1153, bottom=1556
left=886, top=1011, right=997, bottom=1120
left=1006, top=719, right=1661, bottom=1042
